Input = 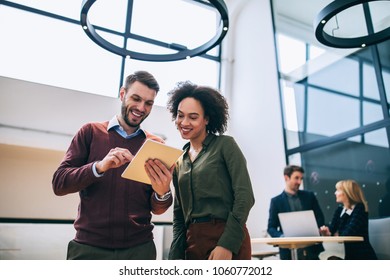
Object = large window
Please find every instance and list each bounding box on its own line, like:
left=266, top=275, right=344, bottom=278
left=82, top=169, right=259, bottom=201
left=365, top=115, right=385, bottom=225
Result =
left=272, top=0, right=390, bottom=222
left=0, top=0, right=222, bottom=106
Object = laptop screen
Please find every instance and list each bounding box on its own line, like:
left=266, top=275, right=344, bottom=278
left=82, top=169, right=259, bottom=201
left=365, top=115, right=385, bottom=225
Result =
left=278, top=210, right=320, bottom=237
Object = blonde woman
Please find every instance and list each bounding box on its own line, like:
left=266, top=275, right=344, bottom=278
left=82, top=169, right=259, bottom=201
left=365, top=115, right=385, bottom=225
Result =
left=320, top=180, right=377, bottom=260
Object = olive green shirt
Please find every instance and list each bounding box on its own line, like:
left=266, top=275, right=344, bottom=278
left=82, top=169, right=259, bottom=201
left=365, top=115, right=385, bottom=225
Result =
left=168, top=134, right=255, bottom=259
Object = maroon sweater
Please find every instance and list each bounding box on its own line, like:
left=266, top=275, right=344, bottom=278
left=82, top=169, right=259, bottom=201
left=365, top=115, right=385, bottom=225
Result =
left=52, top=121, right=172, bottom=249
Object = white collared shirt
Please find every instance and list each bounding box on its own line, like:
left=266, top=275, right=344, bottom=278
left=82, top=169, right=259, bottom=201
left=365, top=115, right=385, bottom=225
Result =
left=340, top=205, right=355, bottom=217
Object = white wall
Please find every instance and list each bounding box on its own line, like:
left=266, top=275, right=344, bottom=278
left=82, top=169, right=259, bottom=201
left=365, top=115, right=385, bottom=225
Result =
left=0, top=76, right=184, bottom=151
left=0, top=0, right=286, bottom=241
left=0, top=76, right=183, bottom=222
left=222, top=0, right=286, bottom=237
left=0, top=223, right=171, bottom=260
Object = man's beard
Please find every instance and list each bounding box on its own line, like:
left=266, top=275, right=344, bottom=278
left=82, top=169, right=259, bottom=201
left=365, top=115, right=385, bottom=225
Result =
left=121, top=104, right=146, bottom=128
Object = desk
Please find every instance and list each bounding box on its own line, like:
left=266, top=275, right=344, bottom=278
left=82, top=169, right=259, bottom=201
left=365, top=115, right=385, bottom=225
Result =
left=251, top=250, right=279, bottom=260
left=251, top=236, right=363, bottom=260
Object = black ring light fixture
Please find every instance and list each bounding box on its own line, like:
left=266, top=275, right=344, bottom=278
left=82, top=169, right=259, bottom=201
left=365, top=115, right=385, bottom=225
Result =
left=80, top=0, right=229, bottom=61
left=314, top=0, right=390, bottom=48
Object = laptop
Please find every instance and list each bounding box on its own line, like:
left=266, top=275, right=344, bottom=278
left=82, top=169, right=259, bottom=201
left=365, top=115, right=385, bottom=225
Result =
left=278, top=210, right=320, bottom=237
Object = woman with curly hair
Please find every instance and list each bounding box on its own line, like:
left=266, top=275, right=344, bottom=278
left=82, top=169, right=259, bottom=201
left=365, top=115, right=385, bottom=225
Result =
left=320, top=180, right=377, bottom=260
left=167, top=81, right=255, bottom=260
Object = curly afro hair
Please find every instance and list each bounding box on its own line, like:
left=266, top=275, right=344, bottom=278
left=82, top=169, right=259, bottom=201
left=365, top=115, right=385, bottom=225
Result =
left=167, top=81, right=229, bottom=135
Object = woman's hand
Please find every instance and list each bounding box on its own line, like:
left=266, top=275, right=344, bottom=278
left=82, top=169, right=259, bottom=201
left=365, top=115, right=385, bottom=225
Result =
left=320, top=225, right=331, bottom=236
left=208, top=246, right=233, bottom=260
left=144, top=159, right=174, bottom=195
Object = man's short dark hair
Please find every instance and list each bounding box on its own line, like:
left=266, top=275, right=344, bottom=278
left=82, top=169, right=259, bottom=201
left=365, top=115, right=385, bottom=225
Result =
left=284, top=165, right=304, bottom=178
left=124, top=70, right=160, bottom=93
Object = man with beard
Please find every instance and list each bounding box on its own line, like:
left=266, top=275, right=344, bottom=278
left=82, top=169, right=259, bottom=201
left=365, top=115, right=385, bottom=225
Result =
left=267, top=165, right=325, bottom=260
left=52, top=71, right=173, bottom=260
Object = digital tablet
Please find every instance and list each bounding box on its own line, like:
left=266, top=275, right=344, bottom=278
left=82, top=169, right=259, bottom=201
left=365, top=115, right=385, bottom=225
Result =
left=121, top=139, right=184, bottom=184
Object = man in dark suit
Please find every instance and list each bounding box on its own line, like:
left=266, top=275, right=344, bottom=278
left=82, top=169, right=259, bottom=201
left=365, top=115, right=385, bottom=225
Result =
left=267, top=165, right=325, bottom=260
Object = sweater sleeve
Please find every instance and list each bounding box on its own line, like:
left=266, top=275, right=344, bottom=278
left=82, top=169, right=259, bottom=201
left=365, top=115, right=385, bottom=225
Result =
left=150, top=192, right=173, bottom=215
left=52, top=124, right=98, bottom=196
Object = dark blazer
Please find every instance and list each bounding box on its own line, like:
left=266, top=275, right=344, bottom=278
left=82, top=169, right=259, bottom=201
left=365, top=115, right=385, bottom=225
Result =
left=267, top=190, right=325, bottom=260
left=328, top=203, right=377, bottom=260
